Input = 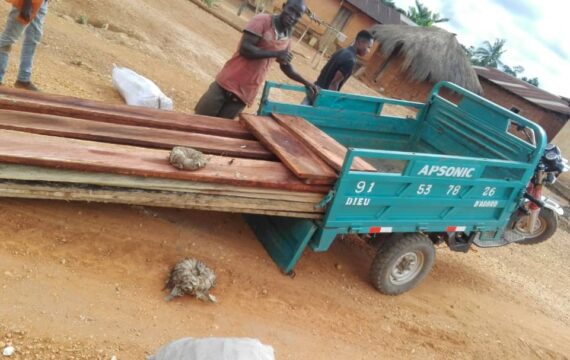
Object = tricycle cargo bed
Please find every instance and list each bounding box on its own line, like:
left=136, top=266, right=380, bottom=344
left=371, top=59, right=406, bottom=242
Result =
left=258, top=81, right=546, bottom=252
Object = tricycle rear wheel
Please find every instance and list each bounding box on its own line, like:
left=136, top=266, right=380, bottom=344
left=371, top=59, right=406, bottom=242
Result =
left=369, top=233, right=435, bottom=295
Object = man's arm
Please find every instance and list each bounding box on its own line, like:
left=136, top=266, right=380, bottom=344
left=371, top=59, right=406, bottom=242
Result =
left=328, top=58, right=355, bottom=91
left=280, top=63, right=318, bottom=95
left=239, top=32, right=292, bottom=64
left=328, top=70, right=347, bottom=91
left=20, top=0, right=33, bottom=22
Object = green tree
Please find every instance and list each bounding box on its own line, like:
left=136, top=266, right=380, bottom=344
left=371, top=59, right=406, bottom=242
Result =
left=471, top=39, right=507, bottom=68
left=466, top=39, right=541, bottom=87
left=502, top=65, right=525, bottom=77
left=522, top=77, right=539, bottom=87
left=462, top=44, right=476, bottom=58
left=406, top=0, right=449, bottom=27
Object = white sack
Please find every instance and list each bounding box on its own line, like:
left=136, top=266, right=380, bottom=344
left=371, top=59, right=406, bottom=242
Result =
left=148, top=337, right=275, bottom=360
left=112, top=65, right=173, bottom=110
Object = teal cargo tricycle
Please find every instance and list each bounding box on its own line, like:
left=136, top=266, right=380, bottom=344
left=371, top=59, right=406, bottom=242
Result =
left=247, top=81, right=568, bottom=295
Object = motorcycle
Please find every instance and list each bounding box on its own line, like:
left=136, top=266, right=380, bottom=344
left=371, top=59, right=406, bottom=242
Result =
left=509, top=137, right=570, bottom=244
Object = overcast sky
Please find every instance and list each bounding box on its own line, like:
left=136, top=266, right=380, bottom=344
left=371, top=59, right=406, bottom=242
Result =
left=393, top=0, right=569, bottom=97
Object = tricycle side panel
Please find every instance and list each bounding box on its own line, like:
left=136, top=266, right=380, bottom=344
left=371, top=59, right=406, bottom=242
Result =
left=320, top=150, right=530, bottom=240
left=258, top=82, right=425, bottom=151
left=416, top=96, right=537, bottom=162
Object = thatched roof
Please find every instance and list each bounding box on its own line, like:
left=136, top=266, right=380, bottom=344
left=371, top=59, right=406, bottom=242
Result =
left=369, top=25, right=483, bottom=94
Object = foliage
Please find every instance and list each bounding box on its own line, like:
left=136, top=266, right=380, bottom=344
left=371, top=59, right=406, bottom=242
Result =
left=201, top=0, right=218, bottom=8
left=471, top=39, right=507, bottom=68
left=76, top=15, right=88, bottom=25
left=406, top=0, right=449, bottom=27
left=521, top=77, right=540, bottom=87
left=503, top=65, right=524, bottom=77
left=465, top=38, right=540, bottom=87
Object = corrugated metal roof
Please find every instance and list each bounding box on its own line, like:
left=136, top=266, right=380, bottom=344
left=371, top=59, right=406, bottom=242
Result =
left=345, top=0, right=402, bottom=25
left=474, top=66, right=570, bottom=116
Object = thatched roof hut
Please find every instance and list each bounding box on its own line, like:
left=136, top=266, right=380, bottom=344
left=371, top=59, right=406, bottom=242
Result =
left=363, top=25, right=483, bottom=98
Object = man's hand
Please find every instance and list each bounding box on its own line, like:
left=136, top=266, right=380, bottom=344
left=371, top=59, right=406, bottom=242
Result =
left=305, top=83, right=318, bottom=96
left=305, top=83, right=319, bottom=105
left=21, top=0, right=33, bottom=22
left=275, top=50, right=293, bottom=65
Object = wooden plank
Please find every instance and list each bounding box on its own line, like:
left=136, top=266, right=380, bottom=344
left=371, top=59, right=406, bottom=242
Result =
left=0, top=182, right=322, bottom=219
left=240, top=114, right=337, bottom=184
left=0, top=180, right=320, bottom=213
left=272, top=113, right=376, bottom=172
left=0, top=164, right=324, bottom=203
left=0, top=110, right=273, bottom=160
left=0, top=130, right=329, bottom=193
left=0, top=90, right=253, bottom=140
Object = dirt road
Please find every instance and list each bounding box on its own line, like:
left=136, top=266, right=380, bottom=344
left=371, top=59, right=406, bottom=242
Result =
left=1, top=1, right=569, bottom=359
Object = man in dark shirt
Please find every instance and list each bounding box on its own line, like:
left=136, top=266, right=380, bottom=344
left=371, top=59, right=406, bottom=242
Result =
left=315, top=30, right=374, bottom=92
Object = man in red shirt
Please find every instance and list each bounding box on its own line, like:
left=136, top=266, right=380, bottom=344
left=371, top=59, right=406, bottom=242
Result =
left=195, top=0, right=317, bottom=119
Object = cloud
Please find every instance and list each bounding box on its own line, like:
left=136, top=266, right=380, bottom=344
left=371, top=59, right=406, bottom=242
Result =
left=391, top=0, right=569, bottom=96
left=544, top=41, right=569, bottom=61
left=493, top=0, right=535, bottom=19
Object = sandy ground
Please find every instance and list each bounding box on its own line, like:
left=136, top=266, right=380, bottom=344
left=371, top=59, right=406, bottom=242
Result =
left=0, top=0, right=569, bottom=359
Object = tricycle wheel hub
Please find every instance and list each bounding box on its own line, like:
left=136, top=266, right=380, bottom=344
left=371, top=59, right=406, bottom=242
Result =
left=390, top=251, right=424, bottom=285
left=514, top=215, right=547, bottom=237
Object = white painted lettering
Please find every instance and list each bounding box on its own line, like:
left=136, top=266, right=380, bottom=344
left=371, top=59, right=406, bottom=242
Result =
left=474, top=200, right=498, bottom=208
left=345, top=197, right=371, bottom=207
left=417, top=165, right=477, bottom=178
left=418, top=165, right=430, bottom=176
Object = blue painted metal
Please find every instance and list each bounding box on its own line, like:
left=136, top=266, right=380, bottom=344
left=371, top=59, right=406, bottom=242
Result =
left=251, top=81, right=547, bottom=269
left=243, top=215, right=318, bottom=274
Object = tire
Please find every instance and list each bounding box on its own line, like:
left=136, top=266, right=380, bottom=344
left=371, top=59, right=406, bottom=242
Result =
left=514, top=208, right=558, bottom=245
left=369, top=233, right=435, bottom=295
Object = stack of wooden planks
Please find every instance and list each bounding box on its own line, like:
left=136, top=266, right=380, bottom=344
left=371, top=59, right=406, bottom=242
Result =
left=0, top=88, right=375, bottom=219
left=0, top=88, right=330, bottom=218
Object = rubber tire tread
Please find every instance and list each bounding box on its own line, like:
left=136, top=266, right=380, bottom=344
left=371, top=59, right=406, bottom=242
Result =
left=370, top=233, right=435, bottom=296
left=517, top=208, right=558, bottom=245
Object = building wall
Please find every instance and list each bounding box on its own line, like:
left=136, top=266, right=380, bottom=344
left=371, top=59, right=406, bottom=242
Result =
left=274, top=0, right=379, bottom=61
left=340, top=9, right=376, bottom=44
left=359, top=50, right=434, bottom=102
left=479, top=79, right=568, bottom=141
